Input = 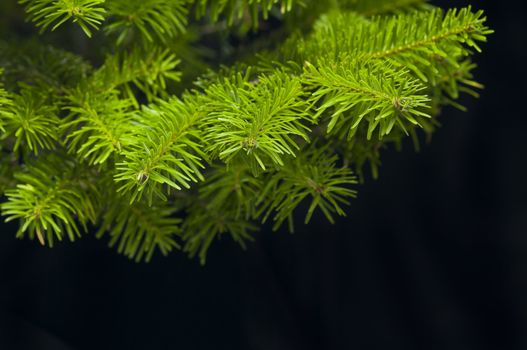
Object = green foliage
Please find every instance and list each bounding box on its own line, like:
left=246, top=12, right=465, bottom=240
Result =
left=0, top=75, right=13, bottom=133
left=347, top=0, right=428, bottom=16
left=258, top=145, right=358, bottom=231
left=104, top=0, right=187, bottom=44
left=0, top=0, right=492, bottom=262
left=115, top=97, right=205, bottom=203
left=92, top=46, right=182, bottom=103
left=1, top=87, right=60, bottom=154
left=19, top=0, right=301, bottom=38
left=19, top=0, right=106, bottom=37
left=181, top=164, right=260, bottom=263
left=203, top=71, right=312, bottom=172
left=183, top=198, right=258, bottom=264
left=303, top=59, right=430, bottom=140
left=62, top=88, right=133, bottom=165
left=192, top=0, right=295, bottom=27
left=2, top=155, right=99, bottom=246
left=96, top=194, right=182, bottom=262
left=0, top=41, right=92, bottom=91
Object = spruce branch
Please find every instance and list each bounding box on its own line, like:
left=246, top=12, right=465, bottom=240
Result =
left=0, top=149, right=18, bottom=194
left=192, top=0, right=296, bottom=27
left=182, top=202, right=258, bottom=264
left=203, top=71, right=312, bottom=172
left=93, top=46, right=182, bottom=103
left=295, top=7, right=492, bottom=84
left=114, top=97, right=205, bottom=204
left=303, top=58, right=431, bottom=140
left=0, top=2, right=492, bottom=263
left=1, top=155, right=99, bottom=246
left=364, top=8, right=489, bottom=60
left=0, top=76, right=13, bottom=134
left=0, top=42, right=92, bottom=92
left=104, top=0, right=188, bottom=44
left=19, top=0, right=106, bottom=37
left=0, top=87, right=60, bottom=154
left=96, top=193, right=182, bottom=262
left=179, top=163, right=262, bottom=263
left=350, top=0, right=428, bottom=16
left=62, top=88, right=134, bottom=165
left=258, top=144, right=358, bottom=231
left=198, top=163, right=263, bottom=219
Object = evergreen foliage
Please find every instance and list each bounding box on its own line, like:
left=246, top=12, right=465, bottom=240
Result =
left=0, top=0, right=492, bottom=263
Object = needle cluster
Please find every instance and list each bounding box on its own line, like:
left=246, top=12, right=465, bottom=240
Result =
left=0, top=0, right=491, bottom=263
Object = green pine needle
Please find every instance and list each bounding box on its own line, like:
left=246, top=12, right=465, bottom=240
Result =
left=0, top=2, right=492, bottom=263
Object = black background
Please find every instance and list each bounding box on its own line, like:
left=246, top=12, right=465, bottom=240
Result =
left=1, top=0, right=527, bottom=349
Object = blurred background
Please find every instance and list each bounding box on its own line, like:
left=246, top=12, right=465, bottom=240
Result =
left=1, top=0, right=526, bottom=349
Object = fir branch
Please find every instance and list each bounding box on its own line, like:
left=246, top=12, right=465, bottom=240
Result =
left=19, top=0, right=106, bottom=37
left=296, top=8, right=492, bottom=83
left=104, top=0, right=187, bottom=44
left=364, top=8, right=489, bottom=61
left=258, top=145, right=358, bottom=231
left=0, top=76, right=13, bottom=133
left=93, top=46, right=182, bottom=103
left=180, top=163, right=263, bottom=263
left=0, top=148, right=18, bottom=194
left=114, top=97, right=205, bottom=204
left=62, top=88, right=134, bottom=165
left=331, top=125, right=408, bottom=180
left=0, top=41, right=92, bottom=92
left=0, top=87, right=60, bottom=154
left=350, top=0, right=428, bottom=16
left=192, top=0, right=296, bottom=28
left=431, top=58, right=483, bottom=104
left=303, top=59, right=430, bottom=140
left=1, top=155, right=99, bottom=246
left=182, top=204, right=257, bottom=265
left=203, top=71, right=312, bottom=172
left=96, top=194, right=182, bottom=262
left=197, top=163, right=263, bottom=220
left=0, top=2, right=492, bottom=263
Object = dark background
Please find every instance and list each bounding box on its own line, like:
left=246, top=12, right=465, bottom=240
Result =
left=1, top=0, right=526, bottom=349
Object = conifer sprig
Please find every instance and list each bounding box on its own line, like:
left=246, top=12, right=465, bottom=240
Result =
left=19, top=0, right=106, bottom=37
left=104, top=0, right=188, bottom=44
left=183, top=200, right=258, bottom=264
left=114, top=97, right=205, bottom=204
left=0, top=76, right=14, bottom=134
left=0, top=1, right=492, bottom=262
left=303, top=59, right=430, bottom=140
left=1, top=87, right=60, bottom=154
left=293, top=7, right=491, bottom=84
left=93, top=47, right=182, bottom=103
left=181, top=163, right=262, bottom=264
left=258, top=145, right=358, bottom=231
left=0, top=42, right=92, bottom=92
left=203, top=72, right=312, bottom=171
left=62, top=89, right=133, bottom=165
left=192, top=0, right=296, bottom=27
left=96, top=195, right=182, bottom=262
left=350, top=0, right=428, bottom=16
left=2, top=156, right=99, bottom=246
